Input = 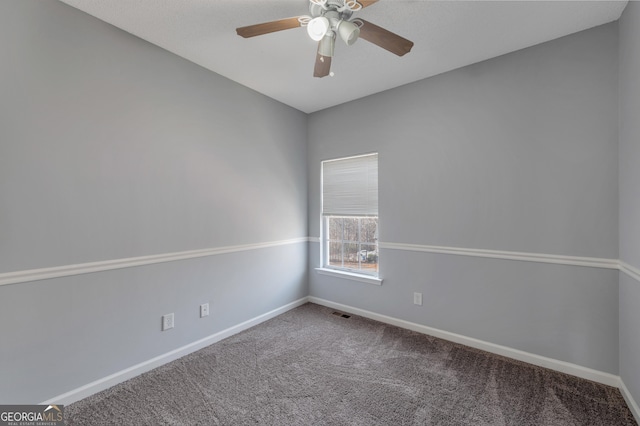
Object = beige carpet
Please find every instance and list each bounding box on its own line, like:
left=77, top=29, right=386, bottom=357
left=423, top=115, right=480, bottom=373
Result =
left=66, top=303, right=637, bottom=425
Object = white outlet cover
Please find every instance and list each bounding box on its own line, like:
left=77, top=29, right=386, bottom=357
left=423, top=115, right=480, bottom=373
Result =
left=414, top=293, right=423, bottom=306
left=162, top=313, right=174, bottom=331
left=200, top=303, right=209, bottom=318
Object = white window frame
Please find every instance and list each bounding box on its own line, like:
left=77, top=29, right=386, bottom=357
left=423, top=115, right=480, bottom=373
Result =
left=322, top=215, right=378, bottom=276
left=317, top=153, right=382, bottom=285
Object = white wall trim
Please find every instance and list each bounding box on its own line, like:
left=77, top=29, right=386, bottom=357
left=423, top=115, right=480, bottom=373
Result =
left=39, top=296, right=309, bottom=406
left=620, top=379, right=640, bottom=424
left=308, top=296, right=621, bottom=387
left=315, top=268, right=383, bottom=285
left=379, top=242, right=619, bottom=270
left=38, top=294, right=637, bottom=416
left=309, top=238, right=619, bottom=270
left=620, top=261, right=640, bottom=283
left=0, top=237, right=309, bottom=287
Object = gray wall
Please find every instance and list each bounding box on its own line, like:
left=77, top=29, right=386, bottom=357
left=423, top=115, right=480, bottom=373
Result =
left=0, top=0, right=632, bottom=407
left=308, top=23, right=620, bottom=373
left=0, top=1, right=308, bottom=403
left=619, top=0, right=640, bottom=408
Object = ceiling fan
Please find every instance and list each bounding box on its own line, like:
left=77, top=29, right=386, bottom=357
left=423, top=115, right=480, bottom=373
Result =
left=236, top=0, right=414, bottom=78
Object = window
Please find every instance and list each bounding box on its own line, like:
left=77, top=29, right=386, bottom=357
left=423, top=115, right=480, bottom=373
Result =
left=321, top=153, right=378, bottom=277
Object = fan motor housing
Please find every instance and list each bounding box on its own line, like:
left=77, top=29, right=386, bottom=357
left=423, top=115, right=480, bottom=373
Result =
left=309, top=0, right=354, bottom=21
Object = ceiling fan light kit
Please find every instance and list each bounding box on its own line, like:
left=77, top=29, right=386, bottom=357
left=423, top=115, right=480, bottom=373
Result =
left=318, top=33, right=336, bottom=57
left=307, top=16, right=330, bottom=41
left=336, top=20, right=360, bottom=46
left=236, top=0, right=414, bottom=78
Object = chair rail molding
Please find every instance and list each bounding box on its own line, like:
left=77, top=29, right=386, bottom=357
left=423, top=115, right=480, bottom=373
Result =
left=0, top=237, right=309, bottom=287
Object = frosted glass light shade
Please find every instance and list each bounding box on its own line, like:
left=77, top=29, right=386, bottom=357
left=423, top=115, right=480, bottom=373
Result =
left=337, top=20, right=360, bottom=45
left=307, top=17, right=330, bottom=41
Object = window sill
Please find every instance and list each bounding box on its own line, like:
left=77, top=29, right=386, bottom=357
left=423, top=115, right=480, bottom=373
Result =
left=315, top=268, right=383, bottom=286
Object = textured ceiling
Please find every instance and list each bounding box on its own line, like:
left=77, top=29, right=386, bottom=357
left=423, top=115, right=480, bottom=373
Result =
left=59, top=0, right=628, bottom=113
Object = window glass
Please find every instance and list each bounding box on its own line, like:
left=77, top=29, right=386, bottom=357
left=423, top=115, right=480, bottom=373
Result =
left=322, top=153, right=378, bottom=277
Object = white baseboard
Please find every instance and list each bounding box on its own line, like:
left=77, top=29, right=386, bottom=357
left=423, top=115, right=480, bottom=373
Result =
left=41, top=294, right=637, bottom=421
left=308, top=296, right=620, bottom=387
left=40, top=296, right=309, bottom=405
left=620, top=379, right=640, bottom=424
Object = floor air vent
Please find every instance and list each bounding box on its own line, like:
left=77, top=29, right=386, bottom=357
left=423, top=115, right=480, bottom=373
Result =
left=332, top=311, right=351, bottom=318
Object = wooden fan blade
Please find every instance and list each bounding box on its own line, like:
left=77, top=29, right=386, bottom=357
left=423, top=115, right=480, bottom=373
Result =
left=313, top=53, right=332, bottom=78
left=358, top=0, right=379, bottom=8
left=358, top=19, right=414, bottom=56
left=236, top=17, right=302, bottom=38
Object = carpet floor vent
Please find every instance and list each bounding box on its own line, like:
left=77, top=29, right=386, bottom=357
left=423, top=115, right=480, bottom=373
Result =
left=332, top=311, right=351, bottom=318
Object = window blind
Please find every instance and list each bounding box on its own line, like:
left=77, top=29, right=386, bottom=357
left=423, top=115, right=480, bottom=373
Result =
left=322, top=153, right=378, bottom=216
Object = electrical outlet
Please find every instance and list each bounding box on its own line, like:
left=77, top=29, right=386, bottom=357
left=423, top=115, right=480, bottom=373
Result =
left=162, top=313, right=174, bottom=331
left=200, top=303, right=209, bottom=318
left=413, top=292, right=423, bottom=306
